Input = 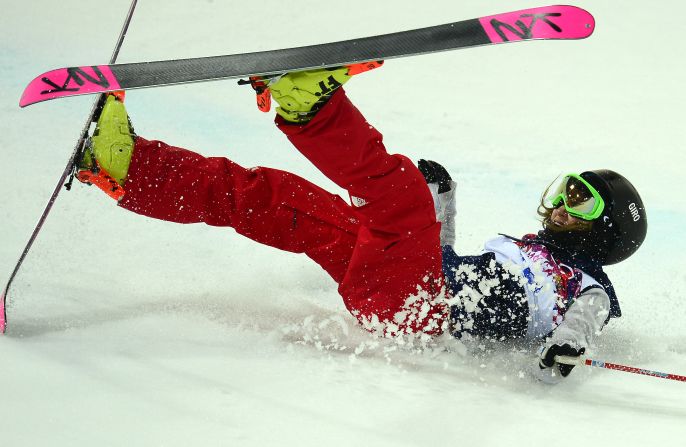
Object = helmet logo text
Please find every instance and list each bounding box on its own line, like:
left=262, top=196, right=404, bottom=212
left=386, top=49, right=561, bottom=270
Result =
left=629, top=203, right=641, bottom=222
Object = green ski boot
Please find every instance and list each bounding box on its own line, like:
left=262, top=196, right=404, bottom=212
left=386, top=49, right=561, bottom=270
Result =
left=268, top=67, right=352, bottom=123
left=80, top=94, right=135, bottom=186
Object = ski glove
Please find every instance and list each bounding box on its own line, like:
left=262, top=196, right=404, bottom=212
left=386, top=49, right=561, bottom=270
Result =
left=539, top=342, right=586, bottom=377
left=418, top=159, right=457, bottom=246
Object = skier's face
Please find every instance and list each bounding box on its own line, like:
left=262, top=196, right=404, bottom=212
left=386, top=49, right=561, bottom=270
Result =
left=549, top=205, right=584, bottom=229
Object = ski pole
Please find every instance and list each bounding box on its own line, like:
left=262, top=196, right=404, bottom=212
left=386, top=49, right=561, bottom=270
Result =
left=555, top=355, right=686, bottom=382
left=0, top=0, right=139, bottom=334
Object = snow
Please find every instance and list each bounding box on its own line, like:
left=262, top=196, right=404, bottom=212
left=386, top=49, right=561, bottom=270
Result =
left=1, top=0, right=686, bottom=445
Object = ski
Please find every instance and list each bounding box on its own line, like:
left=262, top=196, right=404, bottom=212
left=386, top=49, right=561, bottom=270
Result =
left=20, top=5, right=594, bottom=107
left=1, top=0, right=139, bottom=334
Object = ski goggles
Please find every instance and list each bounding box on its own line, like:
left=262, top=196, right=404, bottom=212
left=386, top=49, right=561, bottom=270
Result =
left=547, top=173, right=605, bottom=221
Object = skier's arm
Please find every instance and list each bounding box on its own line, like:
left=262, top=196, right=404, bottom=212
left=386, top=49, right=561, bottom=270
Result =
left=550, top=286, right=611, bottom=348
left=418, top=159, right=457, bottom=247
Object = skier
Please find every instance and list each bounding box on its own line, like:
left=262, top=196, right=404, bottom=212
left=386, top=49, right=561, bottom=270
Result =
left=77, top=67, right=647, bottom=382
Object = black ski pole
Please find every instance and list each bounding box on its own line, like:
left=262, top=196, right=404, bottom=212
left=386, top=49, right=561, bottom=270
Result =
left=0, top=0, right=139, bottom=334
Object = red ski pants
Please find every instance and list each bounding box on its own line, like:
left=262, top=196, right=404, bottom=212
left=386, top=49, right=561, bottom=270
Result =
left=119, top=90, right=446, bottom=335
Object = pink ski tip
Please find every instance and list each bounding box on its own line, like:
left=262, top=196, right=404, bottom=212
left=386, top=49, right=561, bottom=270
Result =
left=479, top=5, right=595, bottom=44
left=0, top=291, right=6, bottom=334
left=20, top=65, right=121, bottom=107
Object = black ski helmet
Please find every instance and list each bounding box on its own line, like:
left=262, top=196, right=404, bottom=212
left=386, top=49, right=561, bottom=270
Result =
left=579, top=169, right=647, bottom=265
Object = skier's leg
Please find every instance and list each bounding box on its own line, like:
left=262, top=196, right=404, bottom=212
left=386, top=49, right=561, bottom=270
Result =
left=277, top=89, right=435, bottom=236
left=275, top=87, right=447, bottom=335
left=116, top=138, right=359, bottom=283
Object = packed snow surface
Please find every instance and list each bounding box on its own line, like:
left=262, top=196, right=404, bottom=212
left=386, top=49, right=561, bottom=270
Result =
left=1, top=1, right=685, bottom=445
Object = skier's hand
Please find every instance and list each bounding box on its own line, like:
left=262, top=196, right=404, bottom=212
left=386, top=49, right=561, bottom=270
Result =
left=417, top=159, right=452, bottom=193
left=539, top=342, right=585, bottom=377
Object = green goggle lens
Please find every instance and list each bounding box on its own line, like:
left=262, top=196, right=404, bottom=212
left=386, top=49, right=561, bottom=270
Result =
left=547, top=173, right=605, bottom=220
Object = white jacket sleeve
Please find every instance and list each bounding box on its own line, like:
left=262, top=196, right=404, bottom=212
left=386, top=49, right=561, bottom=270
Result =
left=549, top=286, right=611, bottom=349
left=427, top=180, right=457, bottom=247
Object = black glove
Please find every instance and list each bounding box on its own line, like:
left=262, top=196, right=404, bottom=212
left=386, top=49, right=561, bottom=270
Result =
left=417, top=159, right=452, bottom=193
left=539, top=343, right=586, bottom=377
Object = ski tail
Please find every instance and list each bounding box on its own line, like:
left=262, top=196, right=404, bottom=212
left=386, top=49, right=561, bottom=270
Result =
left=1, top=289, right=6, bottom=333
left=2, top=0, right=139, bottom=334
left=20, top=5, right=595, bottom=108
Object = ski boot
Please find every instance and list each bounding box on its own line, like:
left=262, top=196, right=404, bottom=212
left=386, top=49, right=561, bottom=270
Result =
left=266, top=68, right=352, bottom=123
left=240, top=62, right=383, bottom=123
left=78, top=93, right=135, bottom=199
